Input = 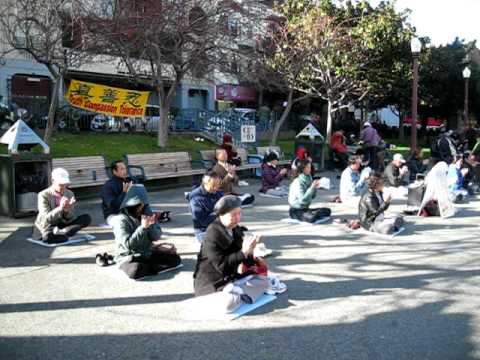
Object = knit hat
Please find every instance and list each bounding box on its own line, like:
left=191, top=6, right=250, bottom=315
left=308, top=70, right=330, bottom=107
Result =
left=214, top=195, right=242, bottom=216
left=264, top=151, right=279, bottom=163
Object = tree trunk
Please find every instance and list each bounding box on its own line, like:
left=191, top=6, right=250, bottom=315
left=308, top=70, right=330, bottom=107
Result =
left=43, top=76, right=61, bottom=144
left=258, top=89, right=264, bottom=107
left=270, top=90, right=293, bottom=146
left=398, top=110, right=405, bottom=141
left=326, top=100, right=333, bottom=144
left=157, top=103, right=170, bottom=148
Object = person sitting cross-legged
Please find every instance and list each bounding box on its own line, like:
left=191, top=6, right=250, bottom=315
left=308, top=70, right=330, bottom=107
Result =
left=288, top=160, right=331, bottom=223
left=33, top=168, right=92, bottom=244
left=187, top=171, right=224, bottom=243
left=111, top=185, right=181, bottom=280
left=101, top=160, right=171, bottom=226
left=212, top=148, right=255, bottom=206
left=383, top=153, right=409, bottom=199
left=447, top=154, right=470, bottom=203
left=259, top=151, right=289, bottom=197
left=339, top=155, right=370, bottom=206
left=359, top=173, right=404, bottom=235
left=193, top=195, right=270, bottom=313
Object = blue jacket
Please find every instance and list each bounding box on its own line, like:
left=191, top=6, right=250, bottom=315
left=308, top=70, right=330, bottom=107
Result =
left=447, top=164, right=465, bottom=192
left=187, top=185, right=224, bottom=234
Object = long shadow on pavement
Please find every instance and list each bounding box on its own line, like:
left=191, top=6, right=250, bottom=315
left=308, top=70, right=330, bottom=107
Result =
left=0, top=301, right=475, bottom=360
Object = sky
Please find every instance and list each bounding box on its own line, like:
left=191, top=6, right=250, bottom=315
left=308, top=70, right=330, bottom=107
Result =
left=368, top=0, right=480, bottom=46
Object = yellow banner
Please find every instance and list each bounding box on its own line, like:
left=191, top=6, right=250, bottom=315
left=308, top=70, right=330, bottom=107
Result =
left=65, top=79, right=150, bottom=117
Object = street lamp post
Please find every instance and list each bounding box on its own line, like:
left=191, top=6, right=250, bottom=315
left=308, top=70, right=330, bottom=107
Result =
left=463, top=66, right=471, bottom=127
left=410, top=38, right=422, bottom=154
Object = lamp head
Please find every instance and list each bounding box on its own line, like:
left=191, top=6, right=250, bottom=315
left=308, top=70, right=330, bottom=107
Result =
left=410, top=37, right=422, bottom=54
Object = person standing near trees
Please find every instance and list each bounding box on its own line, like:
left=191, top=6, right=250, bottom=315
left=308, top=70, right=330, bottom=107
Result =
left=360, top=122, right=381, bottom=170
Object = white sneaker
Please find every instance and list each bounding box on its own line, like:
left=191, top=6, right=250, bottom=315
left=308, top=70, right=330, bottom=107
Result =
left=238, top=180, right=249, bottom=187
left=254, top=243, right=273, bottom=258
left=265, top=276, right=287, bottom=295
left=52, top=226, right=68, bottom=236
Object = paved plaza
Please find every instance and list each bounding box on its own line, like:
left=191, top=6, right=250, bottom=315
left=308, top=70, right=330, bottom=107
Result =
left=1, top=175, right=480, bottom=360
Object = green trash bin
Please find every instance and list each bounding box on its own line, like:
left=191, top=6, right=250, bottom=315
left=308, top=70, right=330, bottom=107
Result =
left=0, top=120, right=51, bottom=217
left=294, top=123, right=325, bottom=170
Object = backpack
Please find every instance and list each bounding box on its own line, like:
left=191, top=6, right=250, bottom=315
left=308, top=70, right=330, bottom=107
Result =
left=430, top=136, right=441, bottom=157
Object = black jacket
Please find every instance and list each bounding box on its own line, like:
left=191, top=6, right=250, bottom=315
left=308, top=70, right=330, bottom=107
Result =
left=101, top=176, right=126, bottom=219
left=193, top=219, right=254, bottom=296
left=358, top=188, right=390, bottom=230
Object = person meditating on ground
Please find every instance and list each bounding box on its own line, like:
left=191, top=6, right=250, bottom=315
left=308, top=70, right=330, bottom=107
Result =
left=220, top=133, right=242, bottom=166
left=418, top=161, right=455, bottom=217
left=101, top=160, right=171, bottom=226
left=101, top=160, right=132, bottom=225
left=331, top=129, right=349, bottom=169
left=339, top=155, right=370, bottom=206
left=447, top=154, right=470, bottom=203
left=359, top=173, right=404, bottom=235
left=212, top=148, right=255, bottom=206
left=259, top=151, right=289, bottom=197
left=187, top=171, right=224, bottom=243
left=193, top=195, right=269, bottom=312
left=383, top=153, right=409, bottom=199
left=33, top=168, right=91, bottom=244
left=288, top=160, right=331, bottom=223
left=111, top=185, right=181, bottom=280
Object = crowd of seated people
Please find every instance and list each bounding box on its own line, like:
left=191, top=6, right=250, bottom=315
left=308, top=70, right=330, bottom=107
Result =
left=29, top=125, right=479, bottom=312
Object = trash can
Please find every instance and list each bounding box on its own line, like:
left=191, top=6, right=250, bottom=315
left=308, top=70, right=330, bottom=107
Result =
left=0, top=120, right=51, bottom=217
left=294, top=123, right=325, bottom=170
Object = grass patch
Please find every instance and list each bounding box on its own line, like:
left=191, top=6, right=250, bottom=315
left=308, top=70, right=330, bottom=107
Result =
left=0, top=132, right=296, bottom=162
left=48, top=132, right=219, bottom=163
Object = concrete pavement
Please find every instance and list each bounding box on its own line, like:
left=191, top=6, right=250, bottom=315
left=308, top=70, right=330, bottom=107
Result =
left=1, top=175, right=480, bottom=360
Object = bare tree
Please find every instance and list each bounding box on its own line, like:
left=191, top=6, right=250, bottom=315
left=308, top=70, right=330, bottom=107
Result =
left=251, top=12, right=314, bottom=146
left=0, top=0, right=90, bottom=143
left=77, top=0, right=262, bottom=148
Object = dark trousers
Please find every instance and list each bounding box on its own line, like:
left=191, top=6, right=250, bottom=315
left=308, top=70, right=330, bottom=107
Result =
left=289, top=207, right=331, bottom=223
left=364, top=146, right=378, bottom=170
left=335, top=151, right=349, bottom=169
left=33, top=214, right=92, bottom=243
left=119, top=250, right=182, bottom=280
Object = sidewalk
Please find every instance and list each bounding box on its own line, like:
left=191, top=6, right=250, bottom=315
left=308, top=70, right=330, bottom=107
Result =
left=1, top=176, right=480, bottom=360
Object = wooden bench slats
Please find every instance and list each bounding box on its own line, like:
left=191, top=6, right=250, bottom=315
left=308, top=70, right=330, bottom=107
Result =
left=52, top=156, right=108, bottom=188
left=124, top=152, right=204, bottom=181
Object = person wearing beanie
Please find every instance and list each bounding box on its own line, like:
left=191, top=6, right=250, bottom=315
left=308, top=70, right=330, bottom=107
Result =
left=193, top=195, right=269, bottom=312
left=33, top=168, right=92, bottom=244
left=111, top=185, right=181, bottom=280
left=259, top=151, right=289, bottom=197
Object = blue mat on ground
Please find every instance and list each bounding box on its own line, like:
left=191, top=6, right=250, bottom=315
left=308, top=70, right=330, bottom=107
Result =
left=26, top=233, right=95, bottom=247
left=281, top=217, right=331, bottom=225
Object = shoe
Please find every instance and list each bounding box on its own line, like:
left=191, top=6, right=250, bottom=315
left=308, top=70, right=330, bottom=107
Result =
left=95, top=252, right=114, bottom=267
left=52, top=226, right=68, bottom=236
left=238, top=180, right=249, bottom=186
left=265, top=276, right=287, bottom=295
left=254, top=243, right=273, bottom=258
left=223, top=283, right=245, bottom=295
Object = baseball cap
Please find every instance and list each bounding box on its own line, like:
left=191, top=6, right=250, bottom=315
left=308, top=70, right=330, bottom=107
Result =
left=393, top=154, right=406, bottom=163
left=51, top=168, right=70, bottom=184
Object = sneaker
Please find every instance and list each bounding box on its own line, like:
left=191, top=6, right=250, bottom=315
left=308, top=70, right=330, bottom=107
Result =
left=238, top=180, right=249, bottom=187
left=52, top=226, right=68, bottom=236
left=254, top=243, right=273, bottom=258
left=265, top=276, right=287, bottom=295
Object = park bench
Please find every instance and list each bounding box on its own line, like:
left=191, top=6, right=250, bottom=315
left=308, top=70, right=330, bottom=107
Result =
left=256, top=146, right=291, bottom=166
left=52, top=156, right=109, bottom=189
left=123, top=152, right=205, bottom=181
left=199, top=148, right=261, bottom=171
